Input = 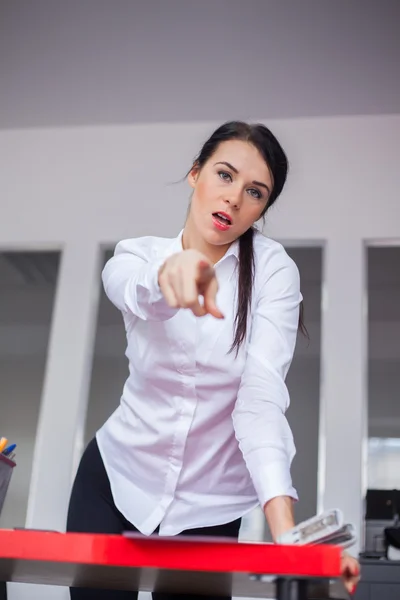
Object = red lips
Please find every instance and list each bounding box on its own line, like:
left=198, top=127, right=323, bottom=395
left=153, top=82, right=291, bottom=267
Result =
left=212, top=212, right=232, bottom=231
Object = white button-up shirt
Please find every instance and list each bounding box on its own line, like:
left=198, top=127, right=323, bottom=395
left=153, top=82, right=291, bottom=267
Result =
left=96, top=230, right=302, bottom=536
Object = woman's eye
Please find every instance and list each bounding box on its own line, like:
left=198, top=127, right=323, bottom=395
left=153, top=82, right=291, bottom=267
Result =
left=248, top=188, right=262, bottom=199
left=218, top=171, right=232, bottom=182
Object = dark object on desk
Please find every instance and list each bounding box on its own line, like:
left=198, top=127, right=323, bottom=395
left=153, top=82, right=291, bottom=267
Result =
left=385, top=528, right=400, bottom=548
left=384, top=526, right=400, bottom=561
left=0, top=454, right=16, bottom=517
left=0, top=454, right=14, bottom=597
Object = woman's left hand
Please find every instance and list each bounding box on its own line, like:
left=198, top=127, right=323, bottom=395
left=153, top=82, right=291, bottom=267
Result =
left=341, top=552, right=360, bottom=595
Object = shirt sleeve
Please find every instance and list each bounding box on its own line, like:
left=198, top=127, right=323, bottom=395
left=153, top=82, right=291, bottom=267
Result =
left=232, top=249, right=302, bottom=507
left=102, top=239, right=179, bottom=321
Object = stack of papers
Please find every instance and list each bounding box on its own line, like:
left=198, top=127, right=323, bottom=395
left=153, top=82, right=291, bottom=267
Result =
left=276, top=509, right=356, bottom=549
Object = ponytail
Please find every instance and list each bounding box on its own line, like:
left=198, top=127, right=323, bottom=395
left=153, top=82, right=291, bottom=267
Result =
left=230, top=227, right=255, bottom=354
left=231, top=227, right=308, bottom=354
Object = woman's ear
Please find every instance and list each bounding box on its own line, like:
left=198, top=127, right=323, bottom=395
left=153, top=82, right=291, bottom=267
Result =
left=187, top=163, right=200, bottom=189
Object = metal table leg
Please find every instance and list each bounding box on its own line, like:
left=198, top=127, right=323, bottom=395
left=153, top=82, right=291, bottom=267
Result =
left=276, top=578, right=312, bottom=600
left=276, top=578, right=293, bottom=600
left=297, top=579, right=309, bottom=600
left=0, top=582, right=7, bottom=600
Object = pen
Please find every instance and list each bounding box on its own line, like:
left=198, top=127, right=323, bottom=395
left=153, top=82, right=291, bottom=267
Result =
left=3, top=443, right=16, bottom=456
left=0, top=438, right=8, bottom=453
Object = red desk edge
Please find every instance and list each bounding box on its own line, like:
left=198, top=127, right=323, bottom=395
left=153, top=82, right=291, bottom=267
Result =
left=0, top=530, right=342, bottom=578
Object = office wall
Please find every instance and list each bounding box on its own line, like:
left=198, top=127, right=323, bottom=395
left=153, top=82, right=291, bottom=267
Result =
left=1, top=115, right=398, bottom=245
left=0, top=114, right=399, bottom=600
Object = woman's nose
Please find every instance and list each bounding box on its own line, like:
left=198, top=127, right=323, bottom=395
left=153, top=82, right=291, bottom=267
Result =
left=224, top=190, right=241, bottom=209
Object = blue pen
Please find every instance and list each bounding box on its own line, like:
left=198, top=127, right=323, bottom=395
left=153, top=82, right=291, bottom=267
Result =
left=3, top=443, right=16, bottom=456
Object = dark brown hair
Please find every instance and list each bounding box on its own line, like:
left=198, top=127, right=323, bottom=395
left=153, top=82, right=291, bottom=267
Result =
left=192, top=121, right=307, bottom=353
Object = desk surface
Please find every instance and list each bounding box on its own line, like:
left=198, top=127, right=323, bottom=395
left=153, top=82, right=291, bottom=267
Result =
left=0, top=529, right=346, bottom=598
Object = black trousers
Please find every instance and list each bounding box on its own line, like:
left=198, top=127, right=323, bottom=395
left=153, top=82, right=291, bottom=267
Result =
left=67, top=437, right=241, bottom=599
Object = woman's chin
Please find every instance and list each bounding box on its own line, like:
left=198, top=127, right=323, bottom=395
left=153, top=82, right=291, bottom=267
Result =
left=201, top=221, right=237, bottom=245
left=204, top=230, right=236, bottom=247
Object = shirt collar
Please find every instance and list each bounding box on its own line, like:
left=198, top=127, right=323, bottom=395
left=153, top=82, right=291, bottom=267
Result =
left=165, top=230, right=239, bottom=264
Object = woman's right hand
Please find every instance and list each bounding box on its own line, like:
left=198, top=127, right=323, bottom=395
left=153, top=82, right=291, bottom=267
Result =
left=158, top=250, right=224, bottom=319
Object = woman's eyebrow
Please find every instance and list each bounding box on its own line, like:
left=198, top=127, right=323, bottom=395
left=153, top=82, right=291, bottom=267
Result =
left=214, top=161, right=270, bottom=193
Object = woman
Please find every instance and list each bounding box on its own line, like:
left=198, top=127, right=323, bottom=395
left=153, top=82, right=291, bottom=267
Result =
left=67, top=121, right=359, bottom=598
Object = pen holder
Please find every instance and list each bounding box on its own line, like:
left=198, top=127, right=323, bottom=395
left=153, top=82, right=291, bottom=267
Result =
left=0, top=453, right=16, bottom=517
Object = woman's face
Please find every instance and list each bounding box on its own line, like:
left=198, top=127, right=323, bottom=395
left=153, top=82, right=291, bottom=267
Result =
left=187, top=140, right=273, bottom=248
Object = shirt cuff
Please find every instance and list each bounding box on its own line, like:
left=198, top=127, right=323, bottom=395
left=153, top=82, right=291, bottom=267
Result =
left=126, top=257, right=179, bottom=321
left=142, top=257, right=167, bottom=304
left=250, top=459, right=298, bottom=508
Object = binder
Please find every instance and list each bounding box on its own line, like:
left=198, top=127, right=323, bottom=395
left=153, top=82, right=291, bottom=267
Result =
left=276, top=509, right=356, bottom=549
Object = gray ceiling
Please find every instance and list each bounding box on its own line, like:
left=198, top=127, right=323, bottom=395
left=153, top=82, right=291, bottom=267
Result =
left=1, top=0, right=399, bottom=129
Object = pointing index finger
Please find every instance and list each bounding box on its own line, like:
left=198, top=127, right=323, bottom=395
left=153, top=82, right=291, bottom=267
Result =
left=197, top=260, right=215, bottom=283
left=203, top=276, right=224, bottom=319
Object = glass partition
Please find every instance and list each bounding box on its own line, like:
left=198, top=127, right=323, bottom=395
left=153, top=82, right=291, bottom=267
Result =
left=284, top=247, right=323, bottom=526
left=367, top=246, right=400, bottom=489
left=85, top=250, right=128, bottom=445
left=0, top=250, right=61, bottom=528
